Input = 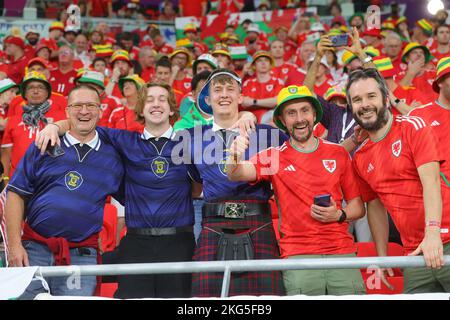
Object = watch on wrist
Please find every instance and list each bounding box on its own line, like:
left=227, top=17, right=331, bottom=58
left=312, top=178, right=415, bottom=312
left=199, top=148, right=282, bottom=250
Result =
left=253, top=99, right=257, bottom=106
left=338, top=209, right=347, bottom=224
left=362, top=56, right=372, bottom=64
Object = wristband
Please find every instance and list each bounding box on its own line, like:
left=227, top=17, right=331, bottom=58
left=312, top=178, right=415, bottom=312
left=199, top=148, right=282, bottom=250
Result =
left=426, top=220, right=441, bottom=228
left=253, top=99, right=257, bottom=106
left=338, top=209, right=347, bottom=224
left=2, top=176, right=9, bottom=181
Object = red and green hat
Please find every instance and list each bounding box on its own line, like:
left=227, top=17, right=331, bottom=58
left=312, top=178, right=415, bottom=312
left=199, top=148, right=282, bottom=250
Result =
left=110, top=50, right=132, bottom=67
left=401, top=42, right=433, bottom=63
left=432, top=57, right=450, bottom=93
left=416, top=19, right=433, bottom=36
left=273, top=85, right=323, bottom=131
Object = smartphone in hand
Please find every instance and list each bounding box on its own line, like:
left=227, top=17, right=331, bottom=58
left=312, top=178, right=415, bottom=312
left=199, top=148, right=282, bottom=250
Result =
left=46, top=144, right=65, bottom=158
left=330, top=34, right=349, bottom=47
left=314, top=194, right=331, bottom=207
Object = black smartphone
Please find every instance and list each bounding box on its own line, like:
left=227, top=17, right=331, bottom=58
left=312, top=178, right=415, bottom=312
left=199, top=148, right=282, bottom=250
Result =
left=330, top=34, right=349, bottom=47
left=314, top=194, right=331, bottom=207
left=46, top=144, right=65, bottom=158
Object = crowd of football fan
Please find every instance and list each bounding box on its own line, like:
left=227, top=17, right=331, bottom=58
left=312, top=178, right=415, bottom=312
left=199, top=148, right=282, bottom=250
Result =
left=0, top=1, right=449, bottom=299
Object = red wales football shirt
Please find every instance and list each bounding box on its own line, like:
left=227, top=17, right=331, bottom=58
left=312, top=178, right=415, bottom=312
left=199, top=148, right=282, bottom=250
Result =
left=7, top=93, right=67, bottom=117
left=352, top=115, right=449, bottom=253
left=49, top=69, right=77, bottom=96
left=251, top=139, right=360, bottom=258
left=108, top=106, right=144, bottom=133
left=242, top=76, right=284, bottom=122
left=2, top=109, right=67, bottom=176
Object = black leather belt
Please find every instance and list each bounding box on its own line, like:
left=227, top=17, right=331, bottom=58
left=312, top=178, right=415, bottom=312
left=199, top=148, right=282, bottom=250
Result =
left=202, top=201, right=270, bottom=219
left=127, top=226, right=193, bottom=236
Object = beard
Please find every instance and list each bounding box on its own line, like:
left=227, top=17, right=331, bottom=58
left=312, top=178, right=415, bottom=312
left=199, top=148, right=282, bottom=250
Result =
left=353, top=103, right=390, bottom=132
left=290, top=120, right=313, bottom=143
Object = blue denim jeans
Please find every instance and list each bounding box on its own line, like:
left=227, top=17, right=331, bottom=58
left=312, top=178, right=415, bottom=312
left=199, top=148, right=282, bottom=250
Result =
left=193, top=199, right=204, bottom=243
left=19, top=240, right=97, bottom=300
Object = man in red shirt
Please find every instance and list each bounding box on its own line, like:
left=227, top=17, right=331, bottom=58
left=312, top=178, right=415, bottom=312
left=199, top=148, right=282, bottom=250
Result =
left=273, top=26, right=297, bottom=62
left=241, top=51, right=284, bottom=122
left=244, top=24, right=269, bottom=57
left=7, top=58, right=67, bottom=118
left=395, top=42, right=437, bottom=100
left=430, top=24, right=450, bottom=64
left=138, top=47, right=156, bottom=82
left=179, top=0, right=207, bottom=17
left=0, top=78, right=18, bottom=143
left=4, top=36, right=29, bottom=84
left=76, top=70, right=120, bottom=127
left=270, top=40, right=298, bottom=84
left=105, top=50, right=133, bottom=100
left=86, top=0, right=113, bottom=18
left=1, top=71, right=66, bottom=178
left=49, top=45, right=78, bottom=97
left=169, top=47, right=193, bottom=96
left=227, top=85, right=365, bottom=295
left=149, top=28, right=174, bottom=55
left=218, top=0, right=244, bottom=15
left=383, top=33, right=404, bottom=77
left=119, top=32, right=140, bottom=62
left=348, top=68, right=449, bottom=293
left=362, top=28, right=384, bottom=52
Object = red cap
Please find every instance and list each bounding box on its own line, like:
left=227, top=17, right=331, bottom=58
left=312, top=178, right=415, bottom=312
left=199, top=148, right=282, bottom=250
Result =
left=331, top=16, right=347, bottom=26
left=363, top=28, right=383, bottom=39
left=27, top=57, right=50, bottom=69
left=4, top=36, right=25, bottom=49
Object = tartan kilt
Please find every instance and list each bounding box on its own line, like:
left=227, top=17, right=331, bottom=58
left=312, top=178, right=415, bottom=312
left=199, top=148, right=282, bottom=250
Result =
left=191, top=214, right=285, bottom=297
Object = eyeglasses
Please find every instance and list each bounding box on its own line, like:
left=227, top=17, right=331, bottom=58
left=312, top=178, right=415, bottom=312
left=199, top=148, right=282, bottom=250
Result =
left=26, top=84, right=47, bottom=92
left=68, top=102, right=100, bottom=111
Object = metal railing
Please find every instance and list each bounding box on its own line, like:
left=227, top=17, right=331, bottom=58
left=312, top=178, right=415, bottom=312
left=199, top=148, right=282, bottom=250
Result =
left=32, top=255, right=450, bottom=297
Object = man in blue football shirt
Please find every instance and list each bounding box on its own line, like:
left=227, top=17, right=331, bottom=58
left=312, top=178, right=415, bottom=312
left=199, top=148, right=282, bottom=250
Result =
left=5, top=85, right=124, bottom=299
left=174, top=69, right=288, bottom=297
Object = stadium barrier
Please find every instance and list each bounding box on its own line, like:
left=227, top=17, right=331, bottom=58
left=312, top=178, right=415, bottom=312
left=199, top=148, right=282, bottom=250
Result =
left=30, top=255, right=450, bottom=297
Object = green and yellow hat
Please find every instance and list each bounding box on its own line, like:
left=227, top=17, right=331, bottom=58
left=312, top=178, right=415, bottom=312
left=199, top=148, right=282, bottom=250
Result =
left=273, top=85, right=323, bottom=131
left=176, top=38, right=194, bottom=48
left=432, top=57, right=450, bottom=93
left=365, top=46, right=380, bottom=58
left=373, top=56, right=396, bottom=78
left=118, top=74, right=145, bottom=94
left=395, top=16, right=408, bottom=27
left=381, top=21, right=396, bottom=31
left=169, top=46, right=193, bottom=65
left=401, top=42, right=433, bottom=63
left=324, top=86, right=346, bottom=102
left=416, top=19, right=433, bottom=36
left=20, top=71, right=51, bottom=99
left=342, top=50, right=358, bottom=66
left=111, top=49, right=132, bottom=67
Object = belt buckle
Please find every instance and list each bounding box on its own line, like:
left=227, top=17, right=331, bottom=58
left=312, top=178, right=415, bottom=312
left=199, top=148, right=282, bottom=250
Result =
left=224, top=202, right=246, bottom=219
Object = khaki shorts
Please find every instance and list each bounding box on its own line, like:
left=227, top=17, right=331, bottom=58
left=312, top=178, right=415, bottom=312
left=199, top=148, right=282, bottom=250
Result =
left=282, top=253, right=366, bottom=296
left=403, top=242, right=450, bottom=293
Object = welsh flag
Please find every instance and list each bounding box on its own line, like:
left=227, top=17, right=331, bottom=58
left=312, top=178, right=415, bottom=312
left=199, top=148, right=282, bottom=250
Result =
left=175, top=8, right=318, bottom=49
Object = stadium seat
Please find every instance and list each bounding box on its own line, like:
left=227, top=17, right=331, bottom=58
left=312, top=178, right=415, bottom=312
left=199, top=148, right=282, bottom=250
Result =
left=98, top=283, right=118, bottom=298
left=356, top=242, right=404, bottom=294
left=99, top=204, right=118, bottom=253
